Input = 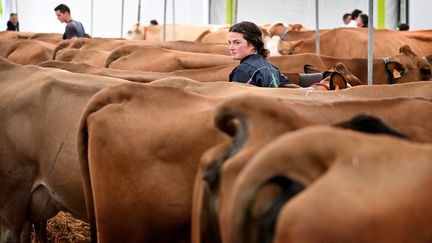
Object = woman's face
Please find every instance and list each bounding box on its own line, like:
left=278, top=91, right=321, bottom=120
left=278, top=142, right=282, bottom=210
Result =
left=228, top=32, right=255, bottom=60
left=356, top=16, right=363, bottom=27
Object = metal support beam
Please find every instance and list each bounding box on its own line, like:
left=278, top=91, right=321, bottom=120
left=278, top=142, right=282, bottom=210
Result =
left=315, top=0, right=320, bottom=55
left=120, top=0, right=124, bottom=38
left=172, top=0, right=176, bottom=40
left=90, top=0, right=94, bottom=36
left=163, top=0, right=167, bottom=41
left=208, top=0, right=212, bottom=24
left=368, top=0, right=374, bottom=85
left=234, top=0, right=238, bottom=24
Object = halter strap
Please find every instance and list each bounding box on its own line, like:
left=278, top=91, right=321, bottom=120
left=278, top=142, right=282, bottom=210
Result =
left=423, top=56, right=430, bottom=63
left=310, top=82, right=330, bottom=90
left=383, top=58, right=396, bottom=84
left=143, top=26, right=148, bottom=40
left=280, top=29, right=289, bottom=40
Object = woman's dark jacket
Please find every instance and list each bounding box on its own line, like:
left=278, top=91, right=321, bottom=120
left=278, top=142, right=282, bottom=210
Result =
left=229, top=54, right=286, bottom=87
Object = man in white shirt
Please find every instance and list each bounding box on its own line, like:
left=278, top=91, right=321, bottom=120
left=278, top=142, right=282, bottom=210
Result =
left=345, top=9, right=362, bottom=28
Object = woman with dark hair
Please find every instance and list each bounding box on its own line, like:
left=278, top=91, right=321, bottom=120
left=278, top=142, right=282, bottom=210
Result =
left=228, top=21, right=286, bottom=87
left=356, top=14, right=369, bottom=28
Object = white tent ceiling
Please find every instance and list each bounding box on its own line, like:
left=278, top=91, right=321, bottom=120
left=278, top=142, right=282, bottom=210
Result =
left=0, top=0, right=431, bottom=38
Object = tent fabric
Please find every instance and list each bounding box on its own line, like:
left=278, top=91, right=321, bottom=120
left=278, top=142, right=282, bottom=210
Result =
left=211, top=0, right=401, bottom=30
left=2, top=0, right=432, bottom=38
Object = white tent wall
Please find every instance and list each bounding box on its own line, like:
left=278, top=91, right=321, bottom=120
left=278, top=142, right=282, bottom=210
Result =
left=385, top=0, right=398, bottom=30
left=409, top=0, right=432, bottom=30
left=16, top=0, right=91, bottom=34
left=210, top=0, right=226, bottom=25
left=2, top=0, right=431, bottom=37
left=216, top=0, right=400, bottom=30
left=8, top=0, right=209, bottom=38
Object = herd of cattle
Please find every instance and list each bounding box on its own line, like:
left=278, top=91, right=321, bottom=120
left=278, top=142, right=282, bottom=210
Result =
left=0, top=22, right=432, bottom=243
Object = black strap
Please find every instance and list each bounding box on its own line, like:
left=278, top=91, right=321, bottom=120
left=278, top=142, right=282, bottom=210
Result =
left=383, top=58, right=396, bottom=84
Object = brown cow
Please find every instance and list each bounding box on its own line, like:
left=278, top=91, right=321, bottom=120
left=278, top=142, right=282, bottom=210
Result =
left=53, top=38, right=230, bottom=61
left=26, top=32, right=63, bottom=44
left=94, top=42, right=432, bottom=84
left=284, top=62, right=362, bottom=88
left=0, top=57, right=126, bottom=242
left=195, top=26, right=230, bottom=43
left=0, top=31, right=32, bottom=39
left=148, top=40, right=230, bottom=55
left=5, top=39, right=57, bottom=65
left=40, top=60, right=235, bottom=83
left=40, top=59, right=358, bottom=89
left=192, top=94, right=432, bottom=243
left=280, top=28, right=432, bottom=58
left=52, top=37, right=136, bottom=59
left=0, top=31, right=62, bottom=43
left=54, top=48, right=111, bottom=67
left=267, top=22, right=327, bottom=41
left=77, top=83, right=228, bottom=242
left=269, top=44, right=431, bottom=84
left=223, top=126, right=432, bottom=243
left=0, top=39, right=18, bottom=57
left=126, top=23, right=214, bottom=41
left=150, top=77, right=432, bottom=101
left=105, top=45, right=236, bottom=71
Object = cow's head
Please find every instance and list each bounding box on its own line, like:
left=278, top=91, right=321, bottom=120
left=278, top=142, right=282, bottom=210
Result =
left=323, top=62, right=362, bottom=89
left=288, top=23, right=307, bottom=31
left=384, top=45, right=432, bottom=83
left=268, top=22, right=286, bottom=38
left=277, top=40, right=303, bottom=55
left=303, top=62, right=361, bottom=90
left=126, top=22, right=144, bottom=40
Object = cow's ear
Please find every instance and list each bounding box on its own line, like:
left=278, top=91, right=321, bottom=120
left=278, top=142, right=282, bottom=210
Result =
left=303, top=64, right=321, bottom=74
left=329, top=72, right=347, bottom=90
left=279, top=40, right=303, bottom=54
left=385, top=61, right=405, bottom=78
left=399, top=44, right=416, bottom=57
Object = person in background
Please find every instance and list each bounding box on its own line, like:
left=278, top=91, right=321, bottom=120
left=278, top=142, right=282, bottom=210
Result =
left=7, top=13, right=19, bottom=31
left=54, top=4, right=86, bottom=39
left=356, top=14, right=369, bottom=28
left=342, top=13, right=351, bottom=27
left=150, top=19, right=159, bottom=25
left=346, top=9, right=362, bottom=27
left=398, top=23, right=409, bottom=31
left=228, top=21, right=287, bottom=88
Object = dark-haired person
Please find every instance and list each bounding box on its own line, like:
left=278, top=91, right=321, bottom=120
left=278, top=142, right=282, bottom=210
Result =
left=228, top=21, right=286, bottom=88
left=398, top=23, right=409, bottom=31
left=342, top=13, right=351, bottom=27
left=356, top=14, right=369, bottom=28
left=6, top=13, right=19, bottom=31
left=54, top=4, right=86, bottom=39
left=346, top=9, right=362, bottom=28
left=150, top=19, right=158, bottom=25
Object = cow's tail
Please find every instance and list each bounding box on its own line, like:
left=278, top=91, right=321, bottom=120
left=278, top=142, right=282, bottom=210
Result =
left=77, top=83, right=137, bottom=243
left=222, top=172, right=305, bottom=243
left=104, top=45, right=134, bottom=68
left=5, top=40, right=21, bottom=58
left=195, top=30, right=211, bottom=42
left=52, top=39, right=73, bottom=59
left=220, top=131, right=327, bottom=243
